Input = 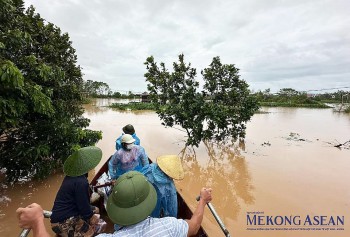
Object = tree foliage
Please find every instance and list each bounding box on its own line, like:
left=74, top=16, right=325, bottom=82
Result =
left=144, top=54, right=259, bottom=146
left=0, top=0, right=101, bottom=182
left=83, top=80, right=112, bottom=97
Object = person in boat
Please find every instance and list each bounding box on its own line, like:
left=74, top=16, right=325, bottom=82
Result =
left=115, top=124, right=140, bottom=150
left=17, top=171, right=213, bottom=237
left=108, top=134, right=149, bottom=180
left=49, top=146, right=105, bottom=237
left=141, top=155, right=184, bottom=218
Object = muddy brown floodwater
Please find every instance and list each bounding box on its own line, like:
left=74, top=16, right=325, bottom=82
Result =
left=1, top=98, right=350, bottom=237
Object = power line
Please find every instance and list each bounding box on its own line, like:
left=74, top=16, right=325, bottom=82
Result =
left=265, top=86, right=350, bottom=95
left=112, top=89, right=145, bottom=94
left=302, top=86, right=350, bottom=92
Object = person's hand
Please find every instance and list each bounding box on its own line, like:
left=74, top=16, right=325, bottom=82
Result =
left=16, top=203, right=44, bottom=229
left=199, top=187, right=212, bottom=204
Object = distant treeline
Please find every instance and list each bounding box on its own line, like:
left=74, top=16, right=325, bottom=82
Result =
left=84, top=81, right=349, bottom=104
left=82, top=80, right=141, bottom=99
left=83, top=80, right=349, bottom=111
left=252, top=88, right=350, bottom=108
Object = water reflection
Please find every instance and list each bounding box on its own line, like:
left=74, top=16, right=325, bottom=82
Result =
left=90, top=98, right=141, bottom=107
left=110, top=109, right=155, bottom=115
left=83, top=103, right=109, bottom=115
left=84, top=99, right=155, bottom=116
left=181, top=141, right=254, bottom=221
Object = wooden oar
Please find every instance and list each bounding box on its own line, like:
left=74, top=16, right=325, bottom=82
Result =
left=90, top=182, right=114, bottom=203
left=19, top=210, right=52, bottom=237
left=206, top=202, right=231, bottom=237
left=92, top=181, right=113, bottom=192
left=197, top=196, right=231, bottom=237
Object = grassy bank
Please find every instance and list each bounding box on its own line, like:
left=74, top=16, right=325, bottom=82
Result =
left=107, top=101, right=348, bottom=112
left=109, top=101, right=331, bottom=110
left=259, top=101, right=331, bottom=108
left=109, top=102, right=155, bottom=110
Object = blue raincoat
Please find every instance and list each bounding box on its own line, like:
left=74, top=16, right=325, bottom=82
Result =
left=108, top=145, right=149, bottom=180
left=141, top=163, right=178, bottom=218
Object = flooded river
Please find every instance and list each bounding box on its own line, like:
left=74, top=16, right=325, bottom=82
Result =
left=1, top=98, right=350, bottom=237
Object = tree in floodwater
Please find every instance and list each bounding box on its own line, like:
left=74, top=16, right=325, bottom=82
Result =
left=144, top=54, right=259, bottom=146
left=83, top=80, right=112, bottom=97
left=0, top=0, right=101, bottom=182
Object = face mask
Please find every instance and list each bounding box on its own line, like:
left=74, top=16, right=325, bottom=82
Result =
left=126, top=144, right=134, bottom=150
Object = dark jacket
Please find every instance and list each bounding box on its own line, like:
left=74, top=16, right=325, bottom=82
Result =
left=50, top=175, right=93, bottom=223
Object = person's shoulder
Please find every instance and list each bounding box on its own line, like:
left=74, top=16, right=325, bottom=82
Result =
left=95, top=233, right=115, bottom=237
left=116, top=134, right=123, bottom=140
left=132, top=133, right=140, bottom=138
left=134, top=145, right=145, bottom=151
left=150, top=216, right=183, bottom=225
left=74, top=175, right=89, bottom=184
left=66, top=175, right=85, bottom=180
left=64, top=175, right=88, bottom=186
left=151, top=217, right=188, bottom=232
left=135, top=135, right=140, bottom=140
left=113, top=149, right=124, bottom=156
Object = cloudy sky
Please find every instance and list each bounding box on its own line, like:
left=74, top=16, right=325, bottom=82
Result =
left=24, top=0, right=350, bottom=94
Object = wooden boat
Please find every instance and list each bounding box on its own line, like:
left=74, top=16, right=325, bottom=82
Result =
left=90, top=156, right=208, bottom=236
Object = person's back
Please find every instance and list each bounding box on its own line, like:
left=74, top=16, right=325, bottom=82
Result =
left=109, top=135, right=149, bottom=180
left=117, top=145, right=147, bottom=172
left=142, top=155, right=184, bottom=218
left=115, top=124, right=140, bottom=150
left=50, top=146, right=105, bottom=237
left=142, top=163, right=178, bottom=218
left=50, top=175, right=91, bottom=223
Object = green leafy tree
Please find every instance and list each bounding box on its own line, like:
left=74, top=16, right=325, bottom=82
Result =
left=145, top=54, right=205, bottom=146
left=277, top=88, right=299, bottom=103
left=0, top=0, right=101, bottom=182
left=202, top=56, right=259, bottom=141
left=112, top=91, right=122, bottom=98
left=82, top=80, right=111, bottom=97
left=145, top=54, right=259, bottom=146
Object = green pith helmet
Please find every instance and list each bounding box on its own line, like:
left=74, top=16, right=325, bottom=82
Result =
left=122, top=124, right=135, bottom=135
left=106, top=171, right=157, bottom=226
left=63, top=146, right=102, bottom=177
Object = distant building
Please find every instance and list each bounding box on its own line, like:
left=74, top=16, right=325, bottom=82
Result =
left=141, top=92, right=150, bottom=103
left=306, top=93, right=316, bottom=98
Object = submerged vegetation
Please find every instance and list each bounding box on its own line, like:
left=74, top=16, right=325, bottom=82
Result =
left=258, top=101, right=330, bottom=108
left=110, top=102, right=155, bottom=110
left=144, top=54, right=259, bottom=146
left=106, top=88, right=349, bottom=112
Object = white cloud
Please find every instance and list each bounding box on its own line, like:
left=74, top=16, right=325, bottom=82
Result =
left=24, top=0, right=350, bottom=94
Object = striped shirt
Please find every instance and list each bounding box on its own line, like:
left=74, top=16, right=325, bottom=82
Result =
left=96, top=217, right=188, bottom=237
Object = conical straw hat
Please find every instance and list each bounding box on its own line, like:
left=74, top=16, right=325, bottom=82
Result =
left=157, top=155, right=184, bottom=180
left=63, top=146, right=102, bottom=177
